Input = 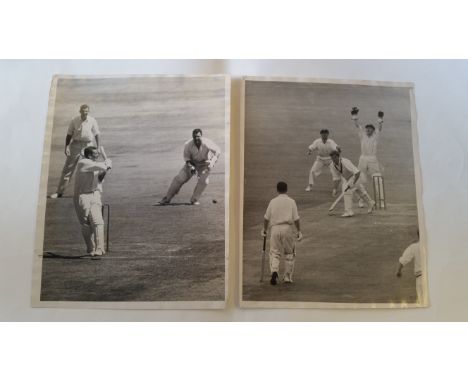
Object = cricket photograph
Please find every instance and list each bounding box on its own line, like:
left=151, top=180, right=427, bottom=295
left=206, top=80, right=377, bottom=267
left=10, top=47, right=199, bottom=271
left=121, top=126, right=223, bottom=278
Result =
left=240, top=77, right=427, bottom=308
left=32, top=75, right=230, bottom=309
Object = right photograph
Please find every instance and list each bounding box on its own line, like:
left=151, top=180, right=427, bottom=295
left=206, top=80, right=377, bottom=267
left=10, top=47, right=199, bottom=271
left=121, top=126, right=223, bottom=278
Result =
left=240, top=77, right=427, bottom=308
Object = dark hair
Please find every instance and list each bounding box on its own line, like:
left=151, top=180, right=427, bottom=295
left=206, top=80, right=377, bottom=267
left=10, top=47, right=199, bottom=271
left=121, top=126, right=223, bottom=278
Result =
left=84, top=146, right=97, bottom=159
left=80, top=104, right=90, bottom=112
left=365, top=124, right=375, bottom=131
left=192, top=128, right=203, bottom=136
left=329, top=150, right=340, bottom=157
left=277, top=181, right=288, bottom=193
left=320, top=129, right=329, bottom=134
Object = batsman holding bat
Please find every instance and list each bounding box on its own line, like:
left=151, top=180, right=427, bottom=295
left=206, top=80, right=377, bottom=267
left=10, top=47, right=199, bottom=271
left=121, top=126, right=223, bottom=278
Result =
left=158, top=128, right=221, bottom=206
left=73, top=146, right=112, bottom=257
left=50, top=104, right=101, bottom=198
left=261, top=182, right=302, bottom=285
left=329, top=150, right=375, bottom=217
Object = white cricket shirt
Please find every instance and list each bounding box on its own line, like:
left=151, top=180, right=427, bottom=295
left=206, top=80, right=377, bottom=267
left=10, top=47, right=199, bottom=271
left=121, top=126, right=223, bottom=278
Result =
left=264, top=194, right=300, bottom=227
left=308, top=138, right=338, bottom=158
left=67, top=116, right=100, bottom=143
left=399, top=242, right=422, bottom=277
left=74, top=158, right=107, bottom=194
left=330, top=157, right=359, bottom=181
left=183, top=138, right=221, bottom=164
left=358, top=126, right=380, bottom=157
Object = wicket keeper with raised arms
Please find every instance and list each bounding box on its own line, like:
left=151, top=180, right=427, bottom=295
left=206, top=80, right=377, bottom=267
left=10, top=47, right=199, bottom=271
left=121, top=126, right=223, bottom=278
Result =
left=305, top=129, right=341, bottom=195
left=351, top=107, right=384, bottom=207
left=50, top=104, right=101, bottom=198
left=329, top=150, right=375, bottom=217
left=74, top=146, right=111, bottom=256
left=158, top=129, right=221, bottom=205
left=261, top=182, right=302, bottom=285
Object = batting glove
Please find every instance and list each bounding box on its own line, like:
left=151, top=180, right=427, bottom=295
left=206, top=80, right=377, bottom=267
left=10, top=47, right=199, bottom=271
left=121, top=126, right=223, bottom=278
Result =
left=104, top=159, right=112, bottom=169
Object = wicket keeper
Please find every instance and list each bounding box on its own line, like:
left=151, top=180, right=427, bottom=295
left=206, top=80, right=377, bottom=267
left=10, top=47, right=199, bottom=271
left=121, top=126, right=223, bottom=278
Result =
left=262, top=182, right=302, bottom=285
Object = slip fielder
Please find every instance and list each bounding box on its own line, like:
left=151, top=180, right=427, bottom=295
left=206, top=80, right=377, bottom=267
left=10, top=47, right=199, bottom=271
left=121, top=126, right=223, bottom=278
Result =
left=50, top=104, right=101, bottom=198
left=305, top=129, right=341, bottom=196
left=351, top=107, right=384, bottom=207
left=158, top=128, right=221, bottom=205
left=74, top=146, right=111, bottom=256
left=329, top=150, right=375, bottom=217
left=261, top=182, right=302, bottom=285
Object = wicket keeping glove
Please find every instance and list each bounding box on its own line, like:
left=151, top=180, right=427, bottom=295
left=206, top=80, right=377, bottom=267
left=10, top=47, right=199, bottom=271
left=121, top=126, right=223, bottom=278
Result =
left=351, top=106, right=359, bottom=120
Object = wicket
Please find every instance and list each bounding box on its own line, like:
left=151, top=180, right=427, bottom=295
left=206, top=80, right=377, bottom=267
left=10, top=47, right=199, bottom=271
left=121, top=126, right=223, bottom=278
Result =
left=372, top=173, right=386, bottom=209
left=102, top=203, right=110, bottom=252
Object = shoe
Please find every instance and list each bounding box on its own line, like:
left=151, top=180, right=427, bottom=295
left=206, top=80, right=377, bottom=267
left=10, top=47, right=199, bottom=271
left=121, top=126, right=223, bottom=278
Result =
left=190, top=200, right=200, bottom=205
left=270, top=271, right=279, bottom=285
left=283, top=275, right=293, bottom=283
left=305, top=185, right=312, bottom=192
left=157, top=197, right=170, bottom=205
left=94, top=249, right=105, bottom=256
left=367, top=200, right=376, bottom=213
left=49, top=193, right=63, bottom=199
left=341, top=211, right=354, bottom=218
left=332, top=189, right=338, bottom=197
left=358, top=199, right=364, bottom=208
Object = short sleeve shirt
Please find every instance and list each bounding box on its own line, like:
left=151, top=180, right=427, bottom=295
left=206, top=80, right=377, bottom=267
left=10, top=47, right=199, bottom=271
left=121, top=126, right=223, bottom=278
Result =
left=67, top=116, right=100, bottom=143
left=399, top=242, right=421, bottom=277
left=308, top=138, right=338, bottom=157
left=330, top=157, right=359, bottom=181
left=264, top=194, right=300, bottom=226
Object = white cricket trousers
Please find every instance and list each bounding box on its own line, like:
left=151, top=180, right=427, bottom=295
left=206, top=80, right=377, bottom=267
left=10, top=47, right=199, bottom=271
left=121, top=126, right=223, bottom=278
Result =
left=308, top=157, right=340, bottom=185
left=269, top=224, right=296, bottom=281
left=74, top=191, right=105, bottom=254
left=342, top=178, right=373, bottom=215
left=165, top=163, right=210, bottom=203
left=358, top=155, right=381, bottom=184
left=57, top=141, right=93, bottom=194
left=416, top=275, right=423, bottom=304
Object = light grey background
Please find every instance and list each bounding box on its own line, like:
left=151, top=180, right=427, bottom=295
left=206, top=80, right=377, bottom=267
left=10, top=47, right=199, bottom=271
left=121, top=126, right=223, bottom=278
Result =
left=1, top=60, right=467, bottom=321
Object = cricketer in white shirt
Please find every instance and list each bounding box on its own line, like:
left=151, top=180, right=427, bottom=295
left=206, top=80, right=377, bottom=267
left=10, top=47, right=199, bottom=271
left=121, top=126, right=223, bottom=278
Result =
left=262, top=183, right=302, bottom=284
left=73, top=147, right=111, bottom=256
left=306, top=130, right=341, bottom=193
left=397, top=242, right=424, bottom=304
left=159, top=129, right=221, bottom=205
left=329, top=152, right=375, bottom=217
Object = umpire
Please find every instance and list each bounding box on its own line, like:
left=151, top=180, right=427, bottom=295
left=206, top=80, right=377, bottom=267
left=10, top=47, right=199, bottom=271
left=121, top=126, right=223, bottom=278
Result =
left=261, top=182, right=302, bottom=285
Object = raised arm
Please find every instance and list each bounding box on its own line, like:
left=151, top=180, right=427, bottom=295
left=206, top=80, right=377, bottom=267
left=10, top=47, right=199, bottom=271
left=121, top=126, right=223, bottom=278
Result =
left=351, top=107, right=360, bottom=128
left=377, top=111, right=384, bottom=132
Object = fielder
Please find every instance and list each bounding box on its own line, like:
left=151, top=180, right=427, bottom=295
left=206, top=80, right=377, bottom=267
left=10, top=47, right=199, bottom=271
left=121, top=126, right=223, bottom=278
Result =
left=350, top=107, right=384, bottom=207
left=50, top=104, right=101, bottom=198
left=396, top=231, right=424, bottom=304
left=74, top=146, right=111, bottom=256
left=305, top=129, right=341, bottom=196
left=329, top=150, right=375, bottom=217
left=261, top=182, right=302, bottom=285
left=158, top=129, right=221, bottom=205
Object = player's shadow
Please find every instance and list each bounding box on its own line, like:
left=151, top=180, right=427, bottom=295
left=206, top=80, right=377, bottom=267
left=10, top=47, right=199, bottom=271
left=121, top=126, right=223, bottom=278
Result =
left=42, top=251, right=91, bottom=259
left=153, top=202, right=192, bottom=206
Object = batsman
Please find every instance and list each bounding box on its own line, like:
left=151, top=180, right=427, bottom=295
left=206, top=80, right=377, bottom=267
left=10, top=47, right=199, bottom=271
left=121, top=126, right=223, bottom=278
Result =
left=261, top=182, right=302, bottom=285
left=158, top=128, right=221, bottom=205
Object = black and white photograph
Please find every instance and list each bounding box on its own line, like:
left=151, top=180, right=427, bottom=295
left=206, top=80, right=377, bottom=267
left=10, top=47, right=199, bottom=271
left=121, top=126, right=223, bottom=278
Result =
left=32, top=75, right=229, bottom=308
left=240, top=77, right=426, bottom=308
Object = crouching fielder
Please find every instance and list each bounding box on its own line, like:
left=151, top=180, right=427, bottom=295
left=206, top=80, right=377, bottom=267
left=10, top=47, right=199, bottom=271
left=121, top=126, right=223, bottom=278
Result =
left=396, top=231, right=424, bottom=304
left=329, top=150, right=375, bottom=217
left=159, top=128, right=221, bottom=205
left=261, top=182, right=302, bottom=285
left=74, top=146, right=112, bottom=256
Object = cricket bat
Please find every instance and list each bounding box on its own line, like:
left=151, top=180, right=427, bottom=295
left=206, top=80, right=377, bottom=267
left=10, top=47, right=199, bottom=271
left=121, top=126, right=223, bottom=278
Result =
left=260, top=236, right=266, bottom=282
left=329, top=184, right=351, bottom=211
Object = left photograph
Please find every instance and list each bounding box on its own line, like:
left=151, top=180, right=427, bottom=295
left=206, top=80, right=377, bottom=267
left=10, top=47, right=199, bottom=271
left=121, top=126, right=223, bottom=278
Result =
left=32, top=75, right=230, bottom=309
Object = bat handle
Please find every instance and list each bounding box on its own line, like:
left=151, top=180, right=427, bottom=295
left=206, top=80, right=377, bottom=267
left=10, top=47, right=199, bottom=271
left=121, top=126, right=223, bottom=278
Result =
left=263, top=236, right=266, bottom=251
